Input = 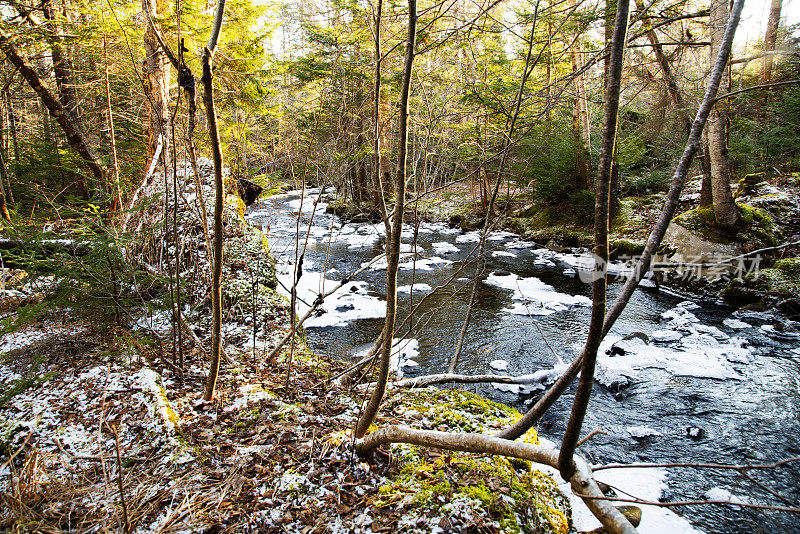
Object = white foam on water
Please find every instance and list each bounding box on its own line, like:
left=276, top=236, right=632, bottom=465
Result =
left=595, top=328, right=751, bottom=384
left=485, top=272, right=592, bottom=315
left=627, top=426, right=661, bottom=438
left=455, top=232, right=481, bottom=244
left=489, top=359, right=508, bottom=371
left=397, top=283, right=433, bottom=294
left=491, top=250, right=517, bottom=258
left=723, top=318, right=751, bottom=330
left=276, top=268, right=386, bottom=328
left=398, top=256, right=453, bottom=271
left=431, top=242, right=460, bottom=254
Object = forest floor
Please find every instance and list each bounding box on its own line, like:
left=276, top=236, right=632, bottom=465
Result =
left=0, top=314, right=578, bottom=533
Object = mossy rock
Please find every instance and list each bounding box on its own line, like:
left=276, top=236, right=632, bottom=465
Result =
left=371, top=388, right=570, bottom=533
left=377, top=450, right=570, bottom=534
left=734, top=172, right=765, bottom=198
left=386, top=388, right=530, bottom=436
left=670, top=203, right=777, bottom=248
left=509, top=219, right=592, bottom=248
left=610, top=239, right=645, bottom=258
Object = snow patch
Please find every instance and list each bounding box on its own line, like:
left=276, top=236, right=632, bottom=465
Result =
left=485, top=272, right=591, bottom=316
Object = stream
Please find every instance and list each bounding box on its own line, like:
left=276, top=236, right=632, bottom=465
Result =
left=247, top=188, right=800, bottom=534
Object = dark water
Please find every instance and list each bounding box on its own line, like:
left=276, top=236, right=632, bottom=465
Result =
left=248, top=189, right=800, bottom=534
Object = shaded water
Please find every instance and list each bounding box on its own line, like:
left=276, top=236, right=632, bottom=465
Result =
left=248, top=189, right=800, bottom=534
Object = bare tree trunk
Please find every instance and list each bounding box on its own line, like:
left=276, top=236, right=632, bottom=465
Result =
left=709, top=0, right=739, bottom=230
left=0, top=153, right=10, bottom=221
left=371, top=0, right=388, bottom=225
left=700, top=129, right=713, bottom=207
left=571, top=46, right=591, bottom=190
left=203, top=0, right=227, bottom=402
left=355, top=0, right=416, bottom=438
left=103, top=38, right=122, bottom=214
left=142, top=0, right=170, bottom=161
left=496, top=0, right=745, bottom=443
left=0, top=145, right=11, bottom=219
left=4, top=90, right=20, bottom=184
left=760, top=0, right=783, bottom=84
left=0, top=31, right=104, bottom=185
left=605, top=0, right=620, bottom=220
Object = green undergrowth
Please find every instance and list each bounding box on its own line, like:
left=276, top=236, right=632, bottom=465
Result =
left=509, top=194, right=655, bottom=252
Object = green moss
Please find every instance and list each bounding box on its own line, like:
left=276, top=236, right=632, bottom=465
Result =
left=377, top=451, right=570, bottom=534
left=387, top=388, right=531, bottom=436
left=723, top=256, right=800, bottom=306
left=774, top=258, right=800, bottom=277
left=371, top=388, right=570, bottom=532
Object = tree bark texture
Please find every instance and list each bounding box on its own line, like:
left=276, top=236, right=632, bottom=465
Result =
left=760, top=0, right=783, bottom=84
left=142, top=0, right=170, bottom=160
left=708, top=0, right=739, bottom=230
left=202, top=0, right=227, bottom=402
left=558, top=0, right=630, bottom=481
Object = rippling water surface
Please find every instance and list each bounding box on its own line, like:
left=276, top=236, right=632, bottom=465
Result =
left=248, top=189, right=800, bottom=534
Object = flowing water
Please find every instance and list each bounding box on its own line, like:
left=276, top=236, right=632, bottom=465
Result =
left=248, top=188, right=800, bottom=534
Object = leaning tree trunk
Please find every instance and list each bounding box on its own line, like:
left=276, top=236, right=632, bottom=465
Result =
left=42, top=0, right=80, bottom=128
left=203, top=0, right=227, bottom=402
left=0, top=31, right=104, bottom=186
left=495, top=0, right=745, bottom=443
left=708, top=0, right=739, bottom=230
left=760, top=0, right=783, bottom=84
left=355, top=4, right=745, bottom=533
left=557, top=0, right=630, bottom=481
left=355, top=0, right=417, bottom=439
